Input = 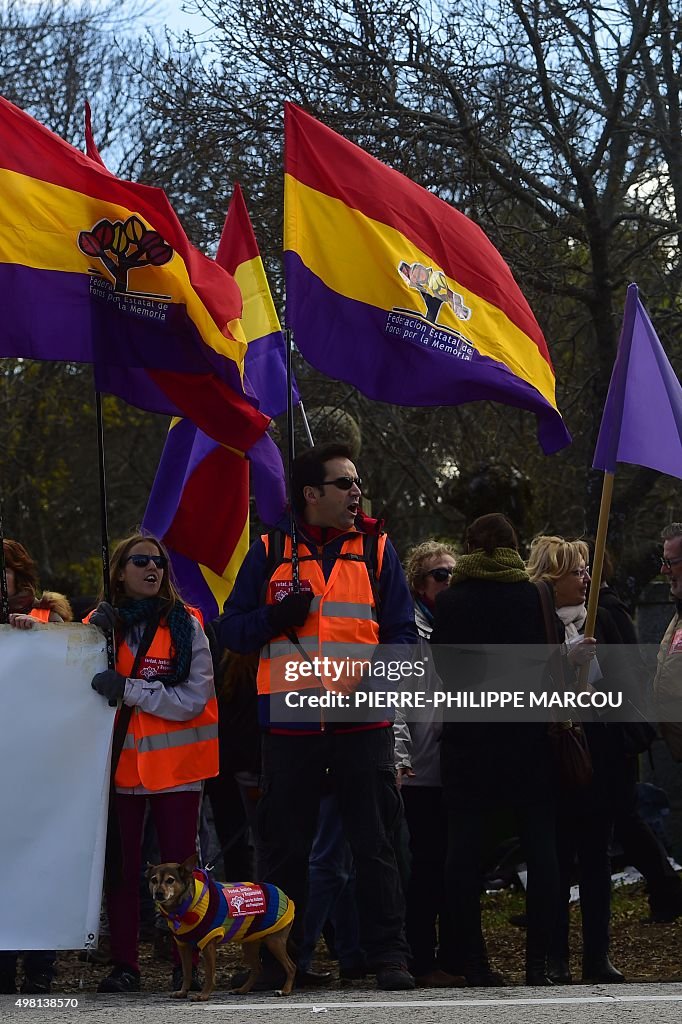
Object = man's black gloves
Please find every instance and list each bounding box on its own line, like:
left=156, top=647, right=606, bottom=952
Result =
left=91, top=669, right=126, bottom=702
left=89, top=601, right=118, bottom=632
left=269, top=592, right=314, bottom=634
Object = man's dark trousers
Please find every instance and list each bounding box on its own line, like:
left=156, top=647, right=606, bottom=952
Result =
left=257, top=726, right=410, bottom=966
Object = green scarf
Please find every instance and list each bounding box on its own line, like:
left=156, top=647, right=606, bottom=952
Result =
left=451, top=547, right=529, bottom=584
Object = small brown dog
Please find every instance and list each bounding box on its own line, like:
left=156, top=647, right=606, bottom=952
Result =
left=147, top=855, right=296, bottom=1001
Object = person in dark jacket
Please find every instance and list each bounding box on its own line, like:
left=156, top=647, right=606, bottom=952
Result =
left=589, top=546, right=682, bottom=924
left=431, top=514, right=592, bottom=987
left=215, top=442, right=418, bottom=992
left=395, top=540, right=460, bottom=987
left=527, top=535, right=625, bottom=985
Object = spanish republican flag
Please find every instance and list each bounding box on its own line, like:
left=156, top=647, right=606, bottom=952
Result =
left=0, top=95, right=269, bottom=451
left=284, top=103, right=570, bottom=454
left=143, top=419, right=251, bottom=621
left=143, top=186, right=288, bottom=621
left=218, top=182, right=298, bottom=419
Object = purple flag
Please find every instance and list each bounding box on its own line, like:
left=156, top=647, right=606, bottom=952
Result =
left=593, top=284, right=682, bottom=478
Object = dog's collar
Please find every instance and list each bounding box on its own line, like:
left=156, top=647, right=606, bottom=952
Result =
left=164, top=869, right=209, bottom=932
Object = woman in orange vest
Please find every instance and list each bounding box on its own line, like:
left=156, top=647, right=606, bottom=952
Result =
left=0, top=539, right=72, bottom=997
left=3, top=538, right=72, bottom=628
left=87, top=533, right=218, bottom=995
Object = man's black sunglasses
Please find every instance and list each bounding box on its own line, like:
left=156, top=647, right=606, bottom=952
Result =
left=125, top=554, right=168, bottom=570
left=424, top=566, right=455, bottom=582
left=321, top=476, right=362, bottom=491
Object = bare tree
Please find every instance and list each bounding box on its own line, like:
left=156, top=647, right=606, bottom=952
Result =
left=0, top=0, right=165, bottom=589
left=125, top=0, right=682, bottom=587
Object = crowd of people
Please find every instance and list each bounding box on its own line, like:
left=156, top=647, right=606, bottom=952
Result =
left=2, top=442, right=681, bottom=996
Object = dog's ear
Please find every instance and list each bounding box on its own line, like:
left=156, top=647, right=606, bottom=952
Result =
left=144, top=862, right=156, bottom=880
left=180, top=853, right=197, bottom=878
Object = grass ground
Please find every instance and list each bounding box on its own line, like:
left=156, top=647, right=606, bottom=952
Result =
left=39, top=879, right=682, bottom=993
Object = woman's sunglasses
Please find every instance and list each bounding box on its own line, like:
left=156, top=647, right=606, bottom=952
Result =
left=424, top=566, right=455, bottom=582
left=124, top=554, right=168, bottom=570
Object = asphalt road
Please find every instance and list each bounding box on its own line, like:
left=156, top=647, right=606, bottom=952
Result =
left=4, top=984, right=682, bottom=1024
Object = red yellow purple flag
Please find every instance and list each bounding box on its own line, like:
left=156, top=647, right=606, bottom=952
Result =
left=143, top=419, right=251, bottom=620
left=143, top=186, right=288, bottom=621
left=218, top=182, right=298, bottom=418
left=284, top=103, right=570, bottom=454
left=0, top=94, right=269, bottom=451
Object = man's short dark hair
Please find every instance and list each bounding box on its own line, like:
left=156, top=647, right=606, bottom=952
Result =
left=291, top=442, right=354, bottom=516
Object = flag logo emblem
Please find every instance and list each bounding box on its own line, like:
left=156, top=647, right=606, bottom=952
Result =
left=78, top=216, right=173, bottom=297
left=397, top=260, right=472, bottom=325
left=387, top=259, right=477, bottom=362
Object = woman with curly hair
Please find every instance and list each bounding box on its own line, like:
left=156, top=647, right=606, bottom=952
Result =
left=87, top=533, right=217, bottom=995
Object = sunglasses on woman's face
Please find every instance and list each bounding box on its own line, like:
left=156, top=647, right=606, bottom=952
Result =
left=124, top=554, right=168, bottom=570
left=424, top=566, right=455, bottom=582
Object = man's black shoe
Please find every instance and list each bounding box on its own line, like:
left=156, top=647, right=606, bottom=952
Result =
left=525, top=968, right=554, bottom=986
left=171, top=965, right=201, bottom=992
left=21, top=972, right=53, bottom=995
left=97, top=964, right=140, bottom=993
left=0, top=970, right=17, bottom=995
left=547, top=957, right=572, bottom=984
left=465, top=968, right=507, bottom=987
left=295, top=968, right=333, bottom=987
left=375, top=964, right=416, bottom=991
left=582, top=957, right=625, bottom=984
left=415, top=969, right=465, bottom=988
left=646, top=903, right=682, bottom=924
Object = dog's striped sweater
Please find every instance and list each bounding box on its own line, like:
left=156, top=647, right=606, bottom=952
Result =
left=159, top=870, right=294, bottom=950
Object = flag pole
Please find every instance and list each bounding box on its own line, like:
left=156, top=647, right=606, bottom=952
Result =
left=579, top=470, right=615, bottom=686
left=0, top=501, right=9, bottom=624
left=94, top=386, right=117, bottom=680
left=285, top=328, right=300, bottom=594
left=298, top=400, right=314, bottom=448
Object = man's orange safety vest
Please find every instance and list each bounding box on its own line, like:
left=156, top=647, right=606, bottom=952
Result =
left=257, top=532, right=385, bottom=696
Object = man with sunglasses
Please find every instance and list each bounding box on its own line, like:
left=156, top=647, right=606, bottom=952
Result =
left=654, top=523, right=682, bottom=762
left=216, top=442, right=417, bottom=991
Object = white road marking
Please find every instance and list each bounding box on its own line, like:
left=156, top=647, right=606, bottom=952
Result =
left=208, top=992, right=682, bottom=1011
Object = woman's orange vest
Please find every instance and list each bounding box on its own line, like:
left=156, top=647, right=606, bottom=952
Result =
left=257, top=532, right=385, bottom=696
left=28, top=608, right=51, bottom=623
left=113, top=614, right=218, bottom=791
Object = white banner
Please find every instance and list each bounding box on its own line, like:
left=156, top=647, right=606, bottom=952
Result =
left=0, top=623, right=112, bottom=949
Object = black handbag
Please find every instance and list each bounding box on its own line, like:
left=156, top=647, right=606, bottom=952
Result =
left=534, top=581, right=593, bottom=789
left=621, top=720, right=657, bottom=757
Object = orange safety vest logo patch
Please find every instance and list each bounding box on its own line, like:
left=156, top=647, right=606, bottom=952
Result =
left=257, top=531, right=385, bottom=697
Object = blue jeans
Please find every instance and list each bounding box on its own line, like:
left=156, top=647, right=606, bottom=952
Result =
left=297, top=793, right=362, bottom=970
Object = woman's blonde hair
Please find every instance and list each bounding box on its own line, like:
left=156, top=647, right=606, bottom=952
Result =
left=105, top=532, right=180, bottom=611
left=526, top=535, right=589, bottom=584
left=404, top=540, right=457, bottom=594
